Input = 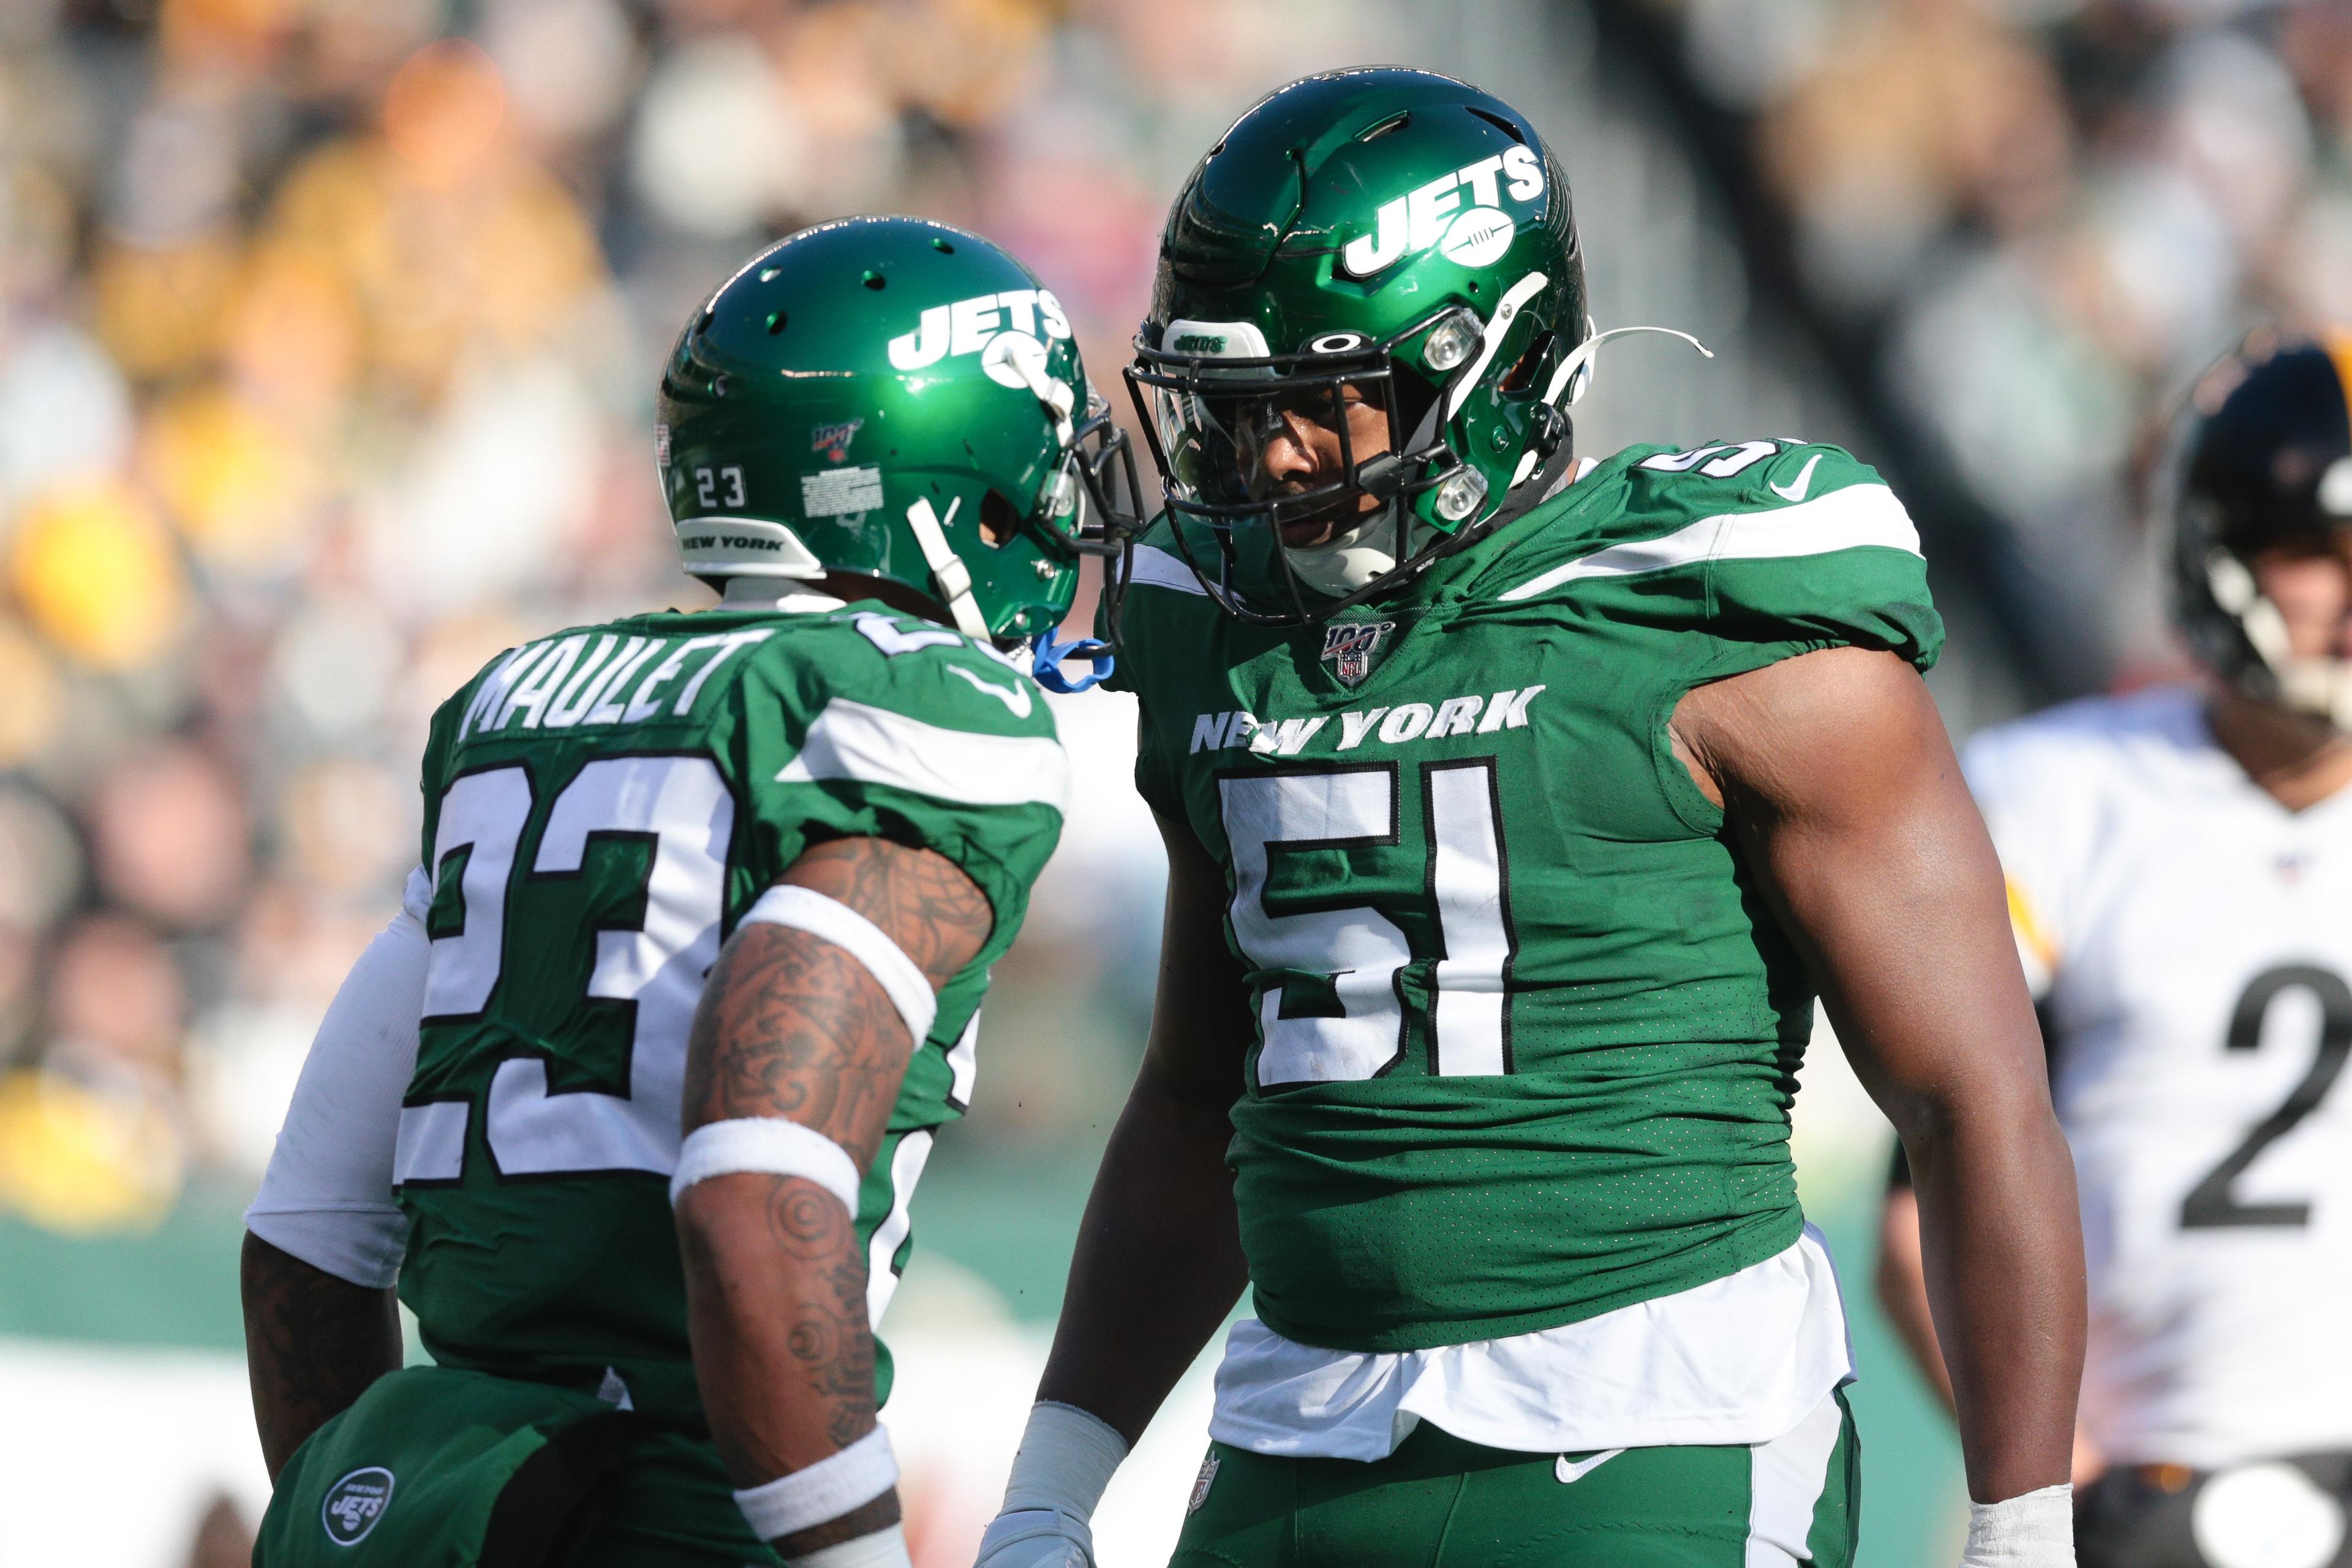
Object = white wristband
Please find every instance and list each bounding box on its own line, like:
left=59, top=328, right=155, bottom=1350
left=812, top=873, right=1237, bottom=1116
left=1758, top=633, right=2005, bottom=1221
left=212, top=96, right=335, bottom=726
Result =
left=1001, top=1401, right=1130, bottom=1520
left=785, top=1522, right=911, bottom=1568
left=740, top=885, right=937, bottom=1045
left=670, top=1117, right=862, bottom=1213
left=733, top=1425, right=899, bottom=1541
left=1960, top=1483, right=2073, bottom=1568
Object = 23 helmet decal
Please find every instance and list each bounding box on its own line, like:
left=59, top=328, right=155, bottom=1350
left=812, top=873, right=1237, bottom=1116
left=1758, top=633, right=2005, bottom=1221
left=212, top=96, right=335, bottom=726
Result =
left=2169, top=330, right=2352, bottom=725
left=657, top=216, right=1139, bottom=647
left=1122, top=67, right=1704, bottom=627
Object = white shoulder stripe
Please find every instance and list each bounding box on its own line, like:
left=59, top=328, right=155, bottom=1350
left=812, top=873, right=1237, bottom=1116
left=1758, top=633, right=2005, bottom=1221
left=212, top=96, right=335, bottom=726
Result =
left=1499, top=482, right=1920, bottom=603
left=778, top=698, right=1068, bottom=812
left=1125, top=542, right=1210, bottom=595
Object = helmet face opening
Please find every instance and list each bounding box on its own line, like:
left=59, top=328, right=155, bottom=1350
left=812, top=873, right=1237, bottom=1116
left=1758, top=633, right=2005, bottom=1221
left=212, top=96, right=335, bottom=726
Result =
left=2169, top=330, right=2352, bottom=725
left=1125, top=306, right=1497, bottom=625
left=1126, top=67, right=1590, bottom=627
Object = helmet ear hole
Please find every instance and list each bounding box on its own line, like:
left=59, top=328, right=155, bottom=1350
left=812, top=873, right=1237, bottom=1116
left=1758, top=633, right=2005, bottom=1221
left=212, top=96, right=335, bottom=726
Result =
left=979, top=489, right=1020, bottom=548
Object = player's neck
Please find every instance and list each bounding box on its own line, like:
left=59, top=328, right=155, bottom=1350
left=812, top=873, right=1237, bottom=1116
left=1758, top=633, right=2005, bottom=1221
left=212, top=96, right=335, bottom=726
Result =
left=717, top=576, right=845, bottom=613
left=2206, top=687, right=2352, bottom=812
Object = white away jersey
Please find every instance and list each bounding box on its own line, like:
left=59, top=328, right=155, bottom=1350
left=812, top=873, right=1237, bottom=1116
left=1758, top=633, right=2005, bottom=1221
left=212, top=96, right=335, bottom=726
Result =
left=1969, top=685, right=2352, bottom=1468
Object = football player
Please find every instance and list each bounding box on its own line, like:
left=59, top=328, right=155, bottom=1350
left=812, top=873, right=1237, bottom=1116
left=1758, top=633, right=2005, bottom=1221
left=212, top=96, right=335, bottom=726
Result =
left=1877, top=332, right=2352, bottom=1568
left=236, top=217, right=1133, bottom=1567
left=971, top=69, right=2085, bottom=1568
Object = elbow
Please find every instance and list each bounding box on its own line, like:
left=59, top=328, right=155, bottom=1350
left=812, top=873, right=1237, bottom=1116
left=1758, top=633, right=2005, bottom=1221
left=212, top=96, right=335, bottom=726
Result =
left=1872, top=1214, right=1916, bottom=1324
left=1880, top=1071, right=2062, bottom=1177
left=674, top=1170, right=866, bottom=1288
left=1131, top=1053, right=1241, bottom=1149
left=672, top=1175, right=770, bottom=1283
left=1871, top=1255, right=1902, bottom=1327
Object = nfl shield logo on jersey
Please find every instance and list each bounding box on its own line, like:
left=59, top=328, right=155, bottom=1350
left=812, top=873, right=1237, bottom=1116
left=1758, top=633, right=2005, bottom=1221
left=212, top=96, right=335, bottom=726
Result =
left=1321, top=620, right=1395, bottom=687
left=1187, top=1452, right=1221, bottom=1515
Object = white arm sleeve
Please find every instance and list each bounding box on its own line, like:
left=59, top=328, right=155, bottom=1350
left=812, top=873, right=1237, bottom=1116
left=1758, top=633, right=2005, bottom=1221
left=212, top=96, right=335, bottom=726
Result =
left=243, top=867, right=433, bottom=1289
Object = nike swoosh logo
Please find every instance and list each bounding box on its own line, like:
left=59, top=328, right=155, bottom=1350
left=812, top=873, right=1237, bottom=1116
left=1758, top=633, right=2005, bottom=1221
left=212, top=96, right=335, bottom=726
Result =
left=1555, top=1449, right=1625, bottom=1484
left=1770, top=453, right=1823, bottom=503
left=946, top=663, right=1033, bottom=718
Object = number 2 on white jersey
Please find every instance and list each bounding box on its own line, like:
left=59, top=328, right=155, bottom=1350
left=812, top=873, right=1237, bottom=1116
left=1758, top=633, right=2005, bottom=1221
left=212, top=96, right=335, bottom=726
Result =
left=2180, top=963, right=2352, bottom=1229
left=1220, top=761, right=1515, bottom=1087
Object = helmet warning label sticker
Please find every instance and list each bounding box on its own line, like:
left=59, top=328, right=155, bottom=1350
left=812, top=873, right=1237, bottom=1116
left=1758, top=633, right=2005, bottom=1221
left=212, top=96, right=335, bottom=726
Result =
left=802, top=466, right=883, bottom=518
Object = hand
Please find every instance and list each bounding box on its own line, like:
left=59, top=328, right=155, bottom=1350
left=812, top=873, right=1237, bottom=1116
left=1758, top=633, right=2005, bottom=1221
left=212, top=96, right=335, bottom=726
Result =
left=974, top=1506, right=1095, bottom=1568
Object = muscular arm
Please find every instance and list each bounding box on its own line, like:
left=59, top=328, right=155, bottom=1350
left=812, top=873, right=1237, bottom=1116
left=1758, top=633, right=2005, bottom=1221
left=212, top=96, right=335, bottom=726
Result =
left=1033, top=812, right=1254, bottom=1446
left=674, top=835, right=991, bottom=1556
left=1880, top=1174, right=2108, bottom=1486
left=240, top=1233, right=402, bottom=1479
left=240, top=888, right=424, bottom=1479
left=1675, top=645, right=2085, bottom=1505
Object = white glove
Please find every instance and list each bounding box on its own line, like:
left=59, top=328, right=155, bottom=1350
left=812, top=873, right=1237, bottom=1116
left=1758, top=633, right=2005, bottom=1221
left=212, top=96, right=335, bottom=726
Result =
left=974, top=1507, right=1096, bottom=1568
left=1959, top=1483, right=2074, bottom=1568
left=974, top=1402, right=1129, bottom=1568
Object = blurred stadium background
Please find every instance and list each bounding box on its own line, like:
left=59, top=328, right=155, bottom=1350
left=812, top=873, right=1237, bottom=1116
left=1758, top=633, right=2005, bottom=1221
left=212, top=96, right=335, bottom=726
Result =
left=2, top=0, right=2343, bottom=1561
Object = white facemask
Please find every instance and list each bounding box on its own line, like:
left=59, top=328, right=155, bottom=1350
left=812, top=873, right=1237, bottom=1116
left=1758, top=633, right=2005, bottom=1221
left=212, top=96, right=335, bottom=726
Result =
left=2207, top=549, right=2352, bottom=728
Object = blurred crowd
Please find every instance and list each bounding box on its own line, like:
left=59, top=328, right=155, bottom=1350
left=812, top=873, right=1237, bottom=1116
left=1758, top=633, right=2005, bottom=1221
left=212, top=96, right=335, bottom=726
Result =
left=20, top=0, right=2311, bottom=1238
left=1662, top=0, right=2352, bottom=679
left=0, top=0, right=1399, bottom=1234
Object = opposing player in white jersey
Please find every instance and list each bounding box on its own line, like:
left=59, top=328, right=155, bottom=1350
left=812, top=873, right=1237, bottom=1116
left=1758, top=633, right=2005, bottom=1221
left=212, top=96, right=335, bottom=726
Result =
left=1880, top=331, right=2352, bottom=1568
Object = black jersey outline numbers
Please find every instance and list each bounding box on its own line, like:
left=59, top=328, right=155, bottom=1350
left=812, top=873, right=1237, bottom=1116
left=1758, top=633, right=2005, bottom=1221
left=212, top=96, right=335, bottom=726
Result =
left=489, top=753, right=734, bottom=1180
left=1220, top=763, right=1409, bottom=1088
left=2180, top=962, right=2352, bottom=1230
left=417, top=753, right=734, bottom=1182
left=1423, top=758, right=1516, bottom=1076
left=1218, top=760, right=1517, bottom=1088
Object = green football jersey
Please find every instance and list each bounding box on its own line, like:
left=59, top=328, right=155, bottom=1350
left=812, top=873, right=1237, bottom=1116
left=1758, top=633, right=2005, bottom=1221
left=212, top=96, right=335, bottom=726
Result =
left=394, top=601, right=1066, bottom=1422
left=1110, top=440, right=1941, bottom=1354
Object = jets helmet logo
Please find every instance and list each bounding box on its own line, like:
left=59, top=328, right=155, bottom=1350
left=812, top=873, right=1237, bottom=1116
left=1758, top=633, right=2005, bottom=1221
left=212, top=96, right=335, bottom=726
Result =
left=1341, top=146, right=1545, bottom=277
left=886, top=288, right=1074, bottom=389
left=1321, top=620, right=1395, bottom=687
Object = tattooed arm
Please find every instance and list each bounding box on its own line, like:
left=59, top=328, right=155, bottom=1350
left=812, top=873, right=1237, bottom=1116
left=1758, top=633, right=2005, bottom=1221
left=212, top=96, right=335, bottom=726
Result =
left=241, top=1233, right=402, bottom=1479
left=675, top=834, right=992, bottom=1556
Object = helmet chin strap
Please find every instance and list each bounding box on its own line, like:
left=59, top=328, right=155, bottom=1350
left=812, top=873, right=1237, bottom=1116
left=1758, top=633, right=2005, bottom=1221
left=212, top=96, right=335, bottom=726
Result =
left=1004, top=339, right=1077, bottom=450
left=905, top=496, right=994, bottom=639
left=2207, top=549, right=2352, bottom=728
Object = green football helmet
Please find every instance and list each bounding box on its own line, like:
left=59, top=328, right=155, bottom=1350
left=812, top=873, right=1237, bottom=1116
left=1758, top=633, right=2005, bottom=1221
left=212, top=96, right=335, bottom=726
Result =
left=1128, top=68, right=1636, bottom=624
left=658, top=216, right=1137, bottom=650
